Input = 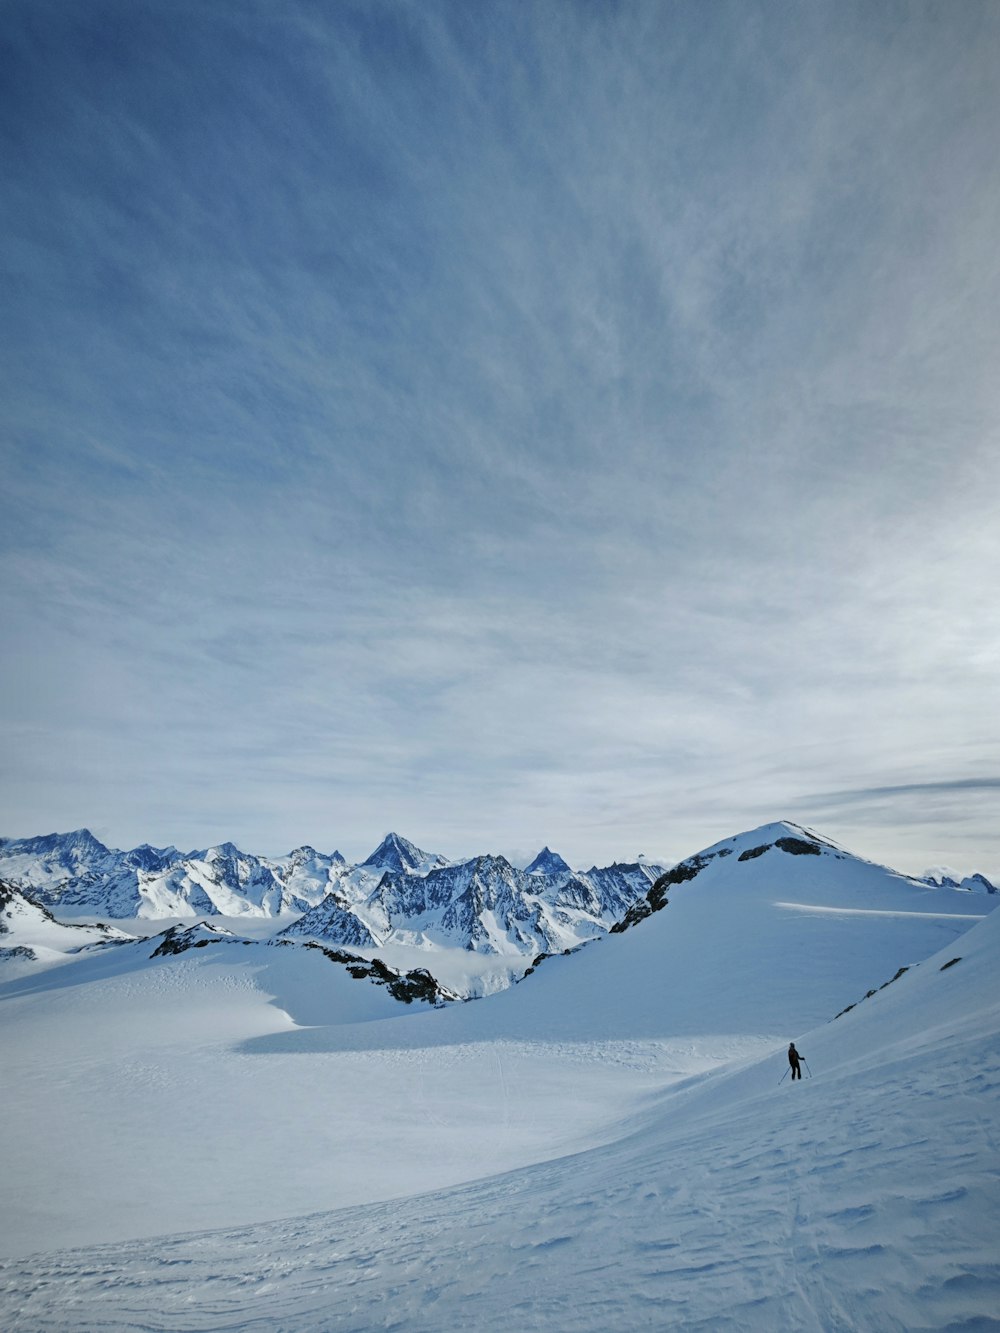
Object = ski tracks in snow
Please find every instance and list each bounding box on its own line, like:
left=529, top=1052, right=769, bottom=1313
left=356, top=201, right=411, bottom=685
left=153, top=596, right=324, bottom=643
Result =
left=2, top=1036, right=999, bottom=1330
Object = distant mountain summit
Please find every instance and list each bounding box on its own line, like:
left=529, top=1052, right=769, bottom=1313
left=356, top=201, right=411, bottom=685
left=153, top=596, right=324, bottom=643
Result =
left=0, top=829, right=143, bottom=915
left=0, top=828, right=108, bottom=862
left=922, top=867, right=997, bottom=894
left=525, top=847, right=572, bottom=877
left=120, top=844, right=182, bottom=874
left=0, top=828, right=109, bottom=875
left=360, top=833, right=446, bottom=876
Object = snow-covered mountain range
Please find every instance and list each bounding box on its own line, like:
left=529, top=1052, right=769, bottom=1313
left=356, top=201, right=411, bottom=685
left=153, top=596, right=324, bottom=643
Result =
left=0, top=827, right=341, bottom=917
left=0, top=877, right=460, bottom=1005
left=0, top=828, right=665, bottom=967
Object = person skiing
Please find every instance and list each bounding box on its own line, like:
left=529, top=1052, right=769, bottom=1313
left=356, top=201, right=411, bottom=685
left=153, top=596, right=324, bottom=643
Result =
left=788, top=1042, right=803, bottom=1081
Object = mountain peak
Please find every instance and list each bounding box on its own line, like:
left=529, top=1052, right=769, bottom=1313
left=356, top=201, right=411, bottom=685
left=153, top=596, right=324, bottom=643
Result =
left=924, top=866, right=998, bottom=894
left=361, top=833, right=440, bottom=875
left=525, top=847, right=572, bottom=877
left=28, top=828, right=111, bottom=856
left=696, top=821, right=842, bottom=862
left=208, top=842, right=243, bottom=860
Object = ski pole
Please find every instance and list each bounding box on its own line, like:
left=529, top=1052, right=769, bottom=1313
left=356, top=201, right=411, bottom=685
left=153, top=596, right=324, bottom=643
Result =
left=778, top=1067, right=789, bottom=1084
left=804, top=1060, right=812, bottom=1078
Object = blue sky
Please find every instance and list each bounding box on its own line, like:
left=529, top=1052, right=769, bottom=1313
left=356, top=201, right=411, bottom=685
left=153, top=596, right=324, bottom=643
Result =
left=3, top=0, right=999, bottom=875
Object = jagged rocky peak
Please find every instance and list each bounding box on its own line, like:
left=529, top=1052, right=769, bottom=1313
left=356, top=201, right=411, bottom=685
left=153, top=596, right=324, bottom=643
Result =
left=278, top=895, right=380, bottom=949
left=183, top=840, right=250, bottom=863
left=286, top=844, right=346, bottom=866
left=923, top=867, right=997, bottom=894
left=207, top=841, right=243, bottom=860
left=525, top=847, right=572, bottom=877
left=3, top=828, right=112, bottom=860
left=122, top=844, right=180, bottom=872
left=49, top=828, right=109, bottom=854
left=361, top=832, right=443, bottom=875
left=469, top=852, right=516, bottom=875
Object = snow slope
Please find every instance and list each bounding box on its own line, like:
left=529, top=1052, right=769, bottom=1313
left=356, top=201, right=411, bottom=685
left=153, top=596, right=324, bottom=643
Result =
left=0, top=821, right=996, bottom=1330
left=0, top=934, right=686, bottom=1264
left=6, top=903, right=995, bottom=1332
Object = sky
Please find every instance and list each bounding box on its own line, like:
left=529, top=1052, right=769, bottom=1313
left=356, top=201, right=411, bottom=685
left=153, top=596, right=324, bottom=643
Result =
left=2, top=0, right=999, bottom=878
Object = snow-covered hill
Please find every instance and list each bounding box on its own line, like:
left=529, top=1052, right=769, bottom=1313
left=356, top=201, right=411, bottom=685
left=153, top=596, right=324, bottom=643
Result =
left=0, top=818, right=997, bottom=1329
left=449, top=819, right=990, bottom=1042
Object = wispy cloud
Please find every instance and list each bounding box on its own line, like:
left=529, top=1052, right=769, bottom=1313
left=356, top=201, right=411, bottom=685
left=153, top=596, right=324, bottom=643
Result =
left=2, top=0, right=999, bottom=877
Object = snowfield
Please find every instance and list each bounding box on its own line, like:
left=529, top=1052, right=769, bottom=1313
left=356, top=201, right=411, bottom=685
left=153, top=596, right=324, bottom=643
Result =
left=1, top=822, right=998, bottom=1330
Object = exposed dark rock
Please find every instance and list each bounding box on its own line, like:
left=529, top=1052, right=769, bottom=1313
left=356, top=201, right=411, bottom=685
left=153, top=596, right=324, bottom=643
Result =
left=149, top=924, right=235, bottom=958
left=775, top=837, right=821, bottom=856
left=521, top=951, right=552, bottom=976
left=610, top=899, right=654, bottom=933
left=940, top=957, right=962, bottom=971
left=649, top=852, right=719, bottom=906
left=0, top=945, right=36, bottom=961
left=611, top=850, right=726, bottom=934
left=738, top=844, right=770, bottom=862
left=881, top=966, right=910, bottom=989
left=834, top=963, right=913, bottom=1019
left=389, top=967, right=452, bottom=1005
left=301, top=941, right=457, bottom=1005
left=0, top=879, right=59, bottom=928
